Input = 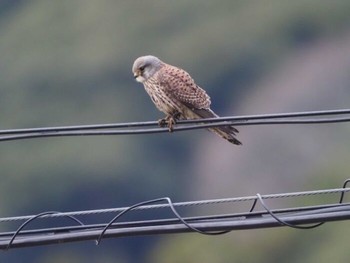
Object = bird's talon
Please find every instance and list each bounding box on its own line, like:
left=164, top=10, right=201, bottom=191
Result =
left=167, top=118, right=175, bottom=132
left=158, top=118, right=167, bottom=127
left=158, top=115, right=177, bottom=132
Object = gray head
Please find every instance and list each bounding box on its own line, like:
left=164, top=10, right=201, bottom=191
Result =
left=132, top=55, right=163, bottom=83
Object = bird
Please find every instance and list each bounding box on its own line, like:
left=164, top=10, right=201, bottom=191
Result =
left=132, top=55, right=241, bottom=145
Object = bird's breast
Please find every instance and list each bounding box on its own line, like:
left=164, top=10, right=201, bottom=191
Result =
left=143, top=80, right=181, bottom=115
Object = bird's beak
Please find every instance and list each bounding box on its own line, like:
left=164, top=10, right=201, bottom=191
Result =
left=133, top=70, right=140, bottom=79
left=133, top=70, right=144, bottom=82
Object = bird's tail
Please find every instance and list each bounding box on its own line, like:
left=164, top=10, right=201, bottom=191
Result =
left=191, top=108, right=242, bottom=145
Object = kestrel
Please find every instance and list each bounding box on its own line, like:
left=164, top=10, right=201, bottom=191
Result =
left=132, top=55, right=241, bottom=145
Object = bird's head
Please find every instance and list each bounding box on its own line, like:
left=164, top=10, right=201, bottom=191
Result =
left=132, top=55, right=163, bottom=83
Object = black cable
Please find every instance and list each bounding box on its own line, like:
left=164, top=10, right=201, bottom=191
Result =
left=96, top=197, right=230, bottom=245
left=0, top=178, right=349, bottom=249
left=1, top=204, right=349, bottom=249
left=5, top=211, right=85, bottom=250
left=1, top=108, right=349, bottom=135
left=339, top=179, right=350, bottom=203
left=0, top=109, right=350, bottom=142
left=256, top=194, right=324, bottom=229
left=1, top=202, right=348, bottom=240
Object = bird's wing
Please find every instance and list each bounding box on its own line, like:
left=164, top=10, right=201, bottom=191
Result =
left=159, top=64, right=211, bottom=109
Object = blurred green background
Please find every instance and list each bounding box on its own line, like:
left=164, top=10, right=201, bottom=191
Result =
left=1, top=0, right=350, bottom=262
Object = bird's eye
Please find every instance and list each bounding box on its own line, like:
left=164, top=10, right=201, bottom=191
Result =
left=139, top=66, right=145, bottom=71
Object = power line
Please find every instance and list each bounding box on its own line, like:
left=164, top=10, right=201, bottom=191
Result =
left=1, top=186, right=349, bottom=223
left=0, top=179, right=349, bottom=249
left=0, top=111, right=349, bottom=249
left=0, top=108, right=350, bottom=142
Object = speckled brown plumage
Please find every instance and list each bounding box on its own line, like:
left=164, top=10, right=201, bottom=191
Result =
left=132, top=55, right=241, bottom=145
